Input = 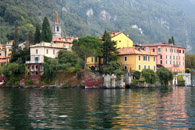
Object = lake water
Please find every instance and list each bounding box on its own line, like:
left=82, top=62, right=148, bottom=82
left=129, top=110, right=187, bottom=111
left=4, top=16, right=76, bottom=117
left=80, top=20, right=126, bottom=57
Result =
left=0, top=87, right=195, bottom=129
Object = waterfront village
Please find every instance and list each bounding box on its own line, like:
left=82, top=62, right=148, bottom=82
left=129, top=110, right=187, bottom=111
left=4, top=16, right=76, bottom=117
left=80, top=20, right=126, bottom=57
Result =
left=0, top=12, right=192, bottom=88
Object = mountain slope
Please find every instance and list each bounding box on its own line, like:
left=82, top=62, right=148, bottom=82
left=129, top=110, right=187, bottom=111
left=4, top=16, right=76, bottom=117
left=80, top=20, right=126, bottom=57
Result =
left=1, top=0, right=195, bottom=53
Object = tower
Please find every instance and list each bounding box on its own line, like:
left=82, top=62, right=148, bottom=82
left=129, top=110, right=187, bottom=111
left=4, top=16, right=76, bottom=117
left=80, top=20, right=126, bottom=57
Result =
left=53, top=12, right=62, bottom=38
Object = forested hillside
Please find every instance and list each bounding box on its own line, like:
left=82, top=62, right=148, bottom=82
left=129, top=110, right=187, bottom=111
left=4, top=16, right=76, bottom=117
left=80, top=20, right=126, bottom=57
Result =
left=1, top=0, right=195, bottom=53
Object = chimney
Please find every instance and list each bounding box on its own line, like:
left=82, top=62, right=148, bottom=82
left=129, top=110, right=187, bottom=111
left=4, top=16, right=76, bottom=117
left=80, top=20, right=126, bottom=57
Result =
left=126, top=33, right=129, bottom=37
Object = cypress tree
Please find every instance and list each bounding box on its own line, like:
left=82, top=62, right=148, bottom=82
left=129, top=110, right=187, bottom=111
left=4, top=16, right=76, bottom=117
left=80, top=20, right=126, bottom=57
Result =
left=102, top=30, right=118, bottom=65
left=34, top=25, right=41, bottom=44
left=171, top=36, right=175, bottom=45
left=168, top=38, right=172, bottom=44
left=12, top=26, right=19, bottom=54
left=41, top=17, right=52, bottom=42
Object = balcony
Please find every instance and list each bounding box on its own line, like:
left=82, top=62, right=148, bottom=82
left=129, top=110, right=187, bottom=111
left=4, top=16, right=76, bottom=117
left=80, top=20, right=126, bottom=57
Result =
left=26, top=55, right=44, bottom=64
left=173, top=64, right=180, bottom=67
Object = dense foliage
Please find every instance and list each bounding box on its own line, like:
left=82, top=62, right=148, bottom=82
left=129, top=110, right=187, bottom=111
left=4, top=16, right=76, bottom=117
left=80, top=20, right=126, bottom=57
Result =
left=141, top=69, right=156, bottom=84
left=157, top=67, right=173, bottom=86
left=72, top=36, right=102, bottom=70
left=1, top=63, right=24, bottom=85
left=0, top=0, right=194, bottom=53
left=185, top=55, right=195, bottom=69
left=133, top=71, right=141, bottom=79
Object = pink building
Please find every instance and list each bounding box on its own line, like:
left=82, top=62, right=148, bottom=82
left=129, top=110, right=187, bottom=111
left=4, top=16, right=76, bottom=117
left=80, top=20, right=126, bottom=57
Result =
left=134, top=42, right=185, bottom=73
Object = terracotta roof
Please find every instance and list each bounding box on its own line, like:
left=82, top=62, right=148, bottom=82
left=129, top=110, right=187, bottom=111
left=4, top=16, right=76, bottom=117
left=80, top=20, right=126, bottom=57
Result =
left=136, top=42, right=185, bottom=49
left=118, top=47, right=156, bottom=56
left=52, top=37, right=76, bottom=43
left=30, top=42, right=67, bottom=49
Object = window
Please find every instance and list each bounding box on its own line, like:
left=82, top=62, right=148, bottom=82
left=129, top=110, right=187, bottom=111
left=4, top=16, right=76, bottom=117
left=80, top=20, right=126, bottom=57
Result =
left=183, top=50, right=185, bottom=54
left=139, top=65, right=141, bottom=70
left=53, top=50, right=55, bottom=54
left=144, top=55, right=147, bottom=61
left=174, top=49, right=175, bottom=53
left=36, top=49, right=38, bottom=54
left=166, top=55, right=167, bottom=59
left=31, top=65, right=34, bottom=71
left=144, top=65, right=146, bottom=69
left=173, top=56, right=175, bottom=59
left=166, top=60, right=167, bottom=64
left=170, top=49, right=171, bottom=52
left=176, top=56, right=178, bottom=60
left=153, top=56, right=155, bottom=61
left=154, top=66, right=156, bottom=71
left=170, top=56, right=171, bottom=59
left=146, top=48, right=149, bottom=52
left=179, top=56, right=180, bottom=60
left=35, top=57, right=39, bottom=63
left=36, top=72, right=38, bottom=75
left=138, top=55, right=141, bottom=61
left=95, top=57, right=97, bottom=62
left=46, top=49, right=48, bottom=54
left=160, top=60, right=162, bottom=64
left=158, top=48, right=161, bottom=52
left=124, top=56, right=127, bottom=62
left=125, top=66, right=127, bottom=70
left=153, top=48, right=155, bottom=52
left=91, top=57, right=93, bottom=62
left=57, top=26, right=59, bottom=32
left=148, top=65, right=150, bottom=69
left=166, top=48, right=167, bottom=52
left=170, top=61, right=171, bottom=64
left=148, top=56, right=150, bottom=61
left=160, top=55, right=162, bottom=59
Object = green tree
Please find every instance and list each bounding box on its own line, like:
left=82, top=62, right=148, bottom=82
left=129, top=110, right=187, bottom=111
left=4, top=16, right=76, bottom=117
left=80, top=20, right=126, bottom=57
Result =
left=141, top=69, right=156, bottom=84
left=102, top=30, right=118, bottom=65
left=58, top=50, right=78, bottom=66
left=103, top=60, right=124, bottom=79
left=72, top=36, right=102, bottom=70
left=12, top=25, right=19, bottom=55
left=157, top=67, right=173, bottom=86
left=1, top=63, right=24, bottom=85
left=43, top=57, right=58, bottom=83
left=41, top=17, right=52, bottom=42
left=133, top=71, right=141, bottom=79
left=34, top=25, right=41, bottom=44
left=27, top=30, right=34, bottom=46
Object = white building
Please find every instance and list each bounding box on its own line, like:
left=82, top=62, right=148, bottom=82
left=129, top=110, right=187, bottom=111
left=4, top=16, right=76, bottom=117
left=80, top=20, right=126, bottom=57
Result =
left=25, top=42, right=67, bottom=86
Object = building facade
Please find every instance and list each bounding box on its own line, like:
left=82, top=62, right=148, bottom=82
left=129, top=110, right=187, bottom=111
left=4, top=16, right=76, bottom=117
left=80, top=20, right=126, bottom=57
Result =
left=118, top=47, right=157, bottom=72
left=110, top=32, right=133, bottom=48
left=135, top=42, right=185, bottom=73
left=26, top=42, right=67, bottom=86
left=87, top=32, right=134, bottom=70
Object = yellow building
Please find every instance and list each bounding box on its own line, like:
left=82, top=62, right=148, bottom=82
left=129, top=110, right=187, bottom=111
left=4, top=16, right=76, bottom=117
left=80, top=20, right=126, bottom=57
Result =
left=110, top=32, right=133, bottom=48
left=87, top=56, right=103, bottom=70
left=87, top=32, right=134, bottom=69
left=118, top=47, right=157, bottom=72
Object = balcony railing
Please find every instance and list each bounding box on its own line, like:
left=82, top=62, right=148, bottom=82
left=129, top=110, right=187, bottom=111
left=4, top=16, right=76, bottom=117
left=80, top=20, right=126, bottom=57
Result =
left=173, top=64, right=180, bottom=67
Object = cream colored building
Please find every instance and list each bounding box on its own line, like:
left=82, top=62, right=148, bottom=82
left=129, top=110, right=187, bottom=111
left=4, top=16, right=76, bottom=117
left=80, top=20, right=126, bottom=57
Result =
left=27, top=42, right=67, bottom=64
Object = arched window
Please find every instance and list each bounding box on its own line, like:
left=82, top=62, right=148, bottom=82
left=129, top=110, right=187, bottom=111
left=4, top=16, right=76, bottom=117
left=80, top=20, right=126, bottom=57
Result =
left=57, top=26, right=59, bottom=32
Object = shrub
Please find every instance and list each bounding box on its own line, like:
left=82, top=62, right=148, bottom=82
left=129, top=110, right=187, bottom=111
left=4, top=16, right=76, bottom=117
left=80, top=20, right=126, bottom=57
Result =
left=133, top=71, right=141, bottom=79
left=25, top=79, right=34, bottom=85
left=141, top=69, right=156, bottom=84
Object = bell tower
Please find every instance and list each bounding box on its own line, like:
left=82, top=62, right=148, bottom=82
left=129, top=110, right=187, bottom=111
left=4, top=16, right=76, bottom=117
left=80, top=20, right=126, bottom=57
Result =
left=53, top=12, right=62, bottom=38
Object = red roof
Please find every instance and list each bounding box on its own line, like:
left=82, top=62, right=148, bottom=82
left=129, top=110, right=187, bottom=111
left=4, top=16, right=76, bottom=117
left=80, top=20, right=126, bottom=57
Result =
left=118, top=47, right=156, bottom=56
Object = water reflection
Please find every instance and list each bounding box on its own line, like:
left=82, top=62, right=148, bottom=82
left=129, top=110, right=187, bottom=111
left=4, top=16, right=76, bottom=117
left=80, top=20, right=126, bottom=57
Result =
left=0, top=87, right=193, bottom=129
